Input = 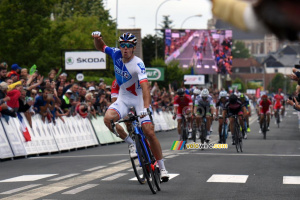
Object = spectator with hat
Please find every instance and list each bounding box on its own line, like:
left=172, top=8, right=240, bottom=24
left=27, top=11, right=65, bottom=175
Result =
left=7, top=64, right=22, bottom=80
left=61, top=89, right=73, bottom=113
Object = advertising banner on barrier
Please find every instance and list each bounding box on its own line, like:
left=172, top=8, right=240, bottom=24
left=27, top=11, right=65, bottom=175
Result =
left=60, top=116, right=79, bottom=149
left=0, top=120, right=14, bottom=159
left=78, top=116, right=99, bottom=145
left=48, top=122, right=70, bottom=151
left=91, top=116, right=118, bottom=144
left=0, top=118, right=27, bottom=157
left=30, top=115, right=50, bottom=153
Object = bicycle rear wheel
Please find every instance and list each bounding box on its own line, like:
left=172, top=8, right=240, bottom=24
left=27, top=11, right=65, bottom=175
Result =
left=235, top=125, right=240, bottom=153
left=192, top=120, right=197, bottom=143
left=239, top=130, right=243, bottom=152
left=136, top=137, right=157, bottom=194
left=200, top=123, right=206, bottom=144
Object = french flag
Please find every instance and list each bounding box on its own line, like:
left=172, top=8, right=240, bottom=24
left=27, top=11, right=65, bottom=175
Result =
left=17, top=113, right=31, bottom=142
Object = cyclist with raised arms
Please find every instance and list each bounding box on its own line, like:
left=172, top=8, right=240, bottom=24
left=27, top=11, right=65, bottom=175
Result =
left=92, top=31, right=169, bottom=181
left=222, top=94, right=247, bottom=145
left=215, top=90, right=228, bottom=143
left=259, top=94, right=273, bottom=133
left=194, top=88, right=215, bottom=142
left=172, top=88, right=193, bottom=140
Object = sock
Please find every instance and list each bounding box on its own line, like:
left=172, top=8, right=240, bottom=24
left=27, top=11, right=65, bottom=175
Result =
left=124, top=135, right=134, bottom=145
left=157, top=159, right=166, bottom=170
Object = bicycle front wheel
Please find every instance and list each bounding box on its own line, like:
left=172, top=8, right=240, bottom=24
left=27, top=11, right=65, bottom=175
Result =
left=130, top=153, right=146, bottom=184
left=136, top=137, right=157, bottom=194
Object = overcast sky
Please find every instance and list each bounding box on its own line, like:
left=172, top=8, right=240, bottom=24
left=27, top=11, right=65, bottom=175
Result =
left=104, top=0, right=213, bottom=37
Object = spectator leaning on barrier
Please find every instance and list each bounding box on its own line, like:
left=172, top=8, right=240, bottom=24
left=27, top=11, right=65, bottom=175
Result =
left=34, top=88, right=55, bottom=123
left=61, top=89, right=73, bottom=113
left=7, top=84, right=22, bottom=112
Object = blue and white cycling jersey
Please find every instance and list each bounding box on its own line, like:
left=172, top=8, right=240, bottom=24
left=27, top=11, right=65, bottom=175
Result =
left=105, top=46, right=148, bottom=98
left=104, top=46, right=150, bottom=124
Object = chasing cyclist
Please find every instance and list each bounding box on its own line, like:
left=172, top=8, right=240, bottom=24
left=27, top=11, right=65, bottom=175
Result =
left=194, top=88, right=215, bottom=142
left=173, top=88, right=193, bottom=140
left=273, top=89, right=284, bottom=123
left=215, top=90, right=228, bottom=143
left=222, top=94, right=247, bottom=145
left=259, top=94, right=273, bottom=133
left=92, top=31, right=169, bottom=181
left=239, top=93, right=252, bottom=137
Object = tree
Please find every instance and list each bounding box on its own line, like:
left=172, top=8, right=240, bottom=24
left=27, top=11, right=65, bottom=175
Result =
left=232, top=78, right=246, bottom=92
left=268, top=73, right=290, bottom=93
left=142, top=35, right=164, bottom=66
left=232, top=41, right=251, bottom=58
left=142, top=15, right=174, bottom=65
left=0, top=0, right=56, bottom=67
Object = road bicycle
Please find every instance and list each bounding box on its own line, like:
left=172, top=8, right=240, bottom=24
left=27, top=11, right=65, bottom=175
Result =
left=261, top=113, right=268, bottom=139
left=275, top=109, right=280, bottom=128
left=111, top=109, right=161, bottom=194
left=220, top=117, right=228, bottom=144
left=231, top=114, right=244, bottom=153
left=180, top=114, right=189, bottom=149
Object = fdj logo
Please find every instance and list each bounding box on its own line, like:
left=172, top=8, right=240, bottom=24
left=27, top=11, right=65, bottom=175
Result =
left=137, top=62, right=146, bottom=74
left=66, top=57, right=74, bottom=65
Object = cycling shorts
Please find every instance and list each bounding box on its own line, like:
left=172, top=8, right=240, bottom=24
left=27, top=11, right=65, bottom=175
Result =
left=260, top=109, right=270, bottom=114
left=108, top=96, right=152, bottom=125
left=274, top=104, right=282, bottom=110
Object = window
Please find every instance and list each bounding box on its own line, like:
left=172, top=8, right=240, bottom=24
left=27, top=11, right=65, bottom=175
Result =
left=275, top=69, right=278, bottom=73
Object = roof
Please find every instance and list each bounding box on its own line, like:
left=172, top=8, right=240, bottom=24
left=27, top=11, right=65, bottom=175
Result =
left=215, top=20, right=265, bottom=40
left=232, top=58, right=262, bottom=68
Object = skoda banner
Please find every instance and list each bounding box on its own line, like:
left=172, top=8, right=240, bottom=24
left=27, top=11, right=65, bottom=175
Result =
left=184, top=75, right=205, bottom=85
left=146, top=67, right=164, bottom=81
left=65, top=51, right=106, bottom=70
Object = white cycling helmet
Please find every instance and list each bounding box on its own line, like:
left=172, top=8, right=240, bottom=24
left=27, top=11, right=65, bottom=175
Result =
left=201, top=88, right=209, bottom=97
left=219, top=91, right=227, bottom=98
left=193, top=88, right=201, bottom=95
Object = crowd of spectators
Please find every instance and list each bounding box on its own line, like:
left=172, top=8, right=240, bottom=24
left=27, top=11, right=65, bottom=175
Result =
left=211, top=37, right=232, bottom=75
left=0, top=62, right=114, bottom=127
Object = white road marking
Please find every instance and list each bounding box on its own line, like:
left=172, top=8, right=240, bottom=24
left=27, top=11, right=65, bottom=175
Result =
left=193, top=152, right=300, bottom=157
left=62, top=184, right=98, bottom=194
left=0, top=174, right=57, bottom=182
left=102, top=173, right=127, bottom=181
left=283, top=176, right=300, bottom=184
left=109, top=159, right=128, bottom=165
left=164, top=155, right=178, bottom=159
left=128, top=169, right=134, bottom=171
left=83, top=166, right=106, bottom=172
left=0, top=184, right=42, bottom=194
left=0, top=162, right=132, bottom=200
left=207, top=174, right=248, bottom=183
left=129, top=173, right=179, bottom=181
left=48, top=174, right=79, bottom=181
left=29, top=154, right=129, bottom=159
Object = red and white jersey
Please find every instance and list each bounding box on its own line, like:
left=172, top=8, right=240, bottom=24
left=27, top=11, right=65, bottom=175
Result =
left=111, top=79, right=119, bottom=99
left=273, top=94, right=283, bottom=106
left=174, top=94, right=193, bottom=108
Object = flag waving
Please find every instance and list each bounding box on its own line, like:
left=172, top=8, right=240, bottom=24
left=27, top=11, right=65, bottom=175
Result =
left=17, top=113, right=31, bottom=142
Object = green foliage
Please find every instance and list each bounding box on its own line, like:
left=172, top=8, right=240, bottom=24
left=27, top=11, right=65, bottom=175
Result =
left=232, top=41, right=251, bottom=58
left=0, top=0, right=117, bottom=79
left=142, top=34, right=164, bottom=66
left=232, top=78, right=246, bottom=92
left=149, top=59, right=191, bottom=89
left=267, top=73, right=290, bottom=93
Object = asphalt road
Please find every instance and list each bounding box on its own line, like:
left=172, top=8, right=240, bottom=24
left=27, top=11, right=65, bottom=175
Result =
left=1, top=107, right=300, bottom=200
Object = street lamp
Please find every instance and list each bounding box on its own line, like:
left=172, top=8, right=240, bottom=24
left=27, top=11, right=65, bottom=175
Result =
left=155, top=0, right=180, bottom=60
left=115, top=0, right=118, bottom=47
left=180, top=14, right=202, bottom=29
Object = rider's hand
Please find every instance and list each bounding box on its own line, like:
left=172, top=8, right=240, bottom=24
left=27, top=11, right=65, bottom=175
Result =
left=139, top=108, right=148, bottom=118
left=172, top=114, right=176, bottom=120
left=91, top=31, right=102, bottom=37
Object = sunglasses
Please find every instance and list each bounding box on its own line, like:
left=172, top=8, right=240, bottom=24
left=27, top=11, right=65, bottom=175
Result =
left=120, top=43, right=134, bottom=48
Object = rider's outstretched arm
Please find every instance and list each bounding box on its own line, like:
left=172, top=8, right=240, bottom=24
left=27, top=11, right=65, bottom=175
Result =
left=92, top=31, right=107, bottom=52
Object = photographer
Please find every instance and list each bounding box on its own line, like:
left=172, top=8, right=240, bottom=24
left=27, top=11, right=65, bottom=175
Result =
left=287, top=62, right=300, bottom=111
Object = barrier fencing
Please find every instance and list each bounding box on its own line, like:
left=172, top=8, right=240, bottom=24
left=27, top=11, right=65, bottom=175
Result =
left=0, top=111, right=177, bottom=159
